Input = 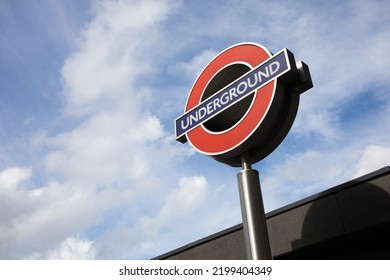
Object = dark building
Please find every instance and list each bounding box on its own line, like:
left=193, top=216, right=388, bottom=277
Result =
left=154, top=166, right=390, bottom=260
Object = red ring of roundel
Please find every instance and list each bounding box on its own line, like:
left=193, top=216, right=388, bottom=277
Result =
left=185, top=43, right=276, bottom=155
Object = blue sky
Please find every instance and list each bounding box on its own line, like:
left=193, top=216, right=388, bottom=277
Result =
left=0, top=0, right=389, bottom=259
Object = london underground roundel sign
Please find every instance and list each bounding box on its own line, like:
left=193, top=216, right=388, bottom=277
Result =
left=175, top=43, right=312, bottom=167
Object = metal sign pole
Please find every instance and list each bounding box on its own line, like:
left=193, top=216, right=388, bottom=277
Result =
left=237, top=153, right=272, bottom=260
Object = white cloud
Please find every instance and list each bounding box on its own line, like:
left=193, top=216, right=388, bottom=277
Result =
left=353, top=145, right=390, bottom=177
left=43, top=0, right=190, bottom=188
left=146, top=176, right=208, bottom=228
left=46, top=236, right=96, bottom=260
left=0, top=167, right=32, bottom=190
left=261, top=149, right=356, bottom=211
left=128, top=176, right=210, bottom=257
left=0, top=178, right=117, bottom=259
left=261, top=141, right=390, bottom=212
left=0, top=0, right=196, bottom=260
left=61, top=0, right=179, bottom=115
left=29, top=235, right=96, bottom=260
left=292, top=110, right=340, bottom=140
left=258, top=1, right=390, bottom=139
left=87, top=175, right=241, bottom=259
left=175, top=49, right=217, bottom=80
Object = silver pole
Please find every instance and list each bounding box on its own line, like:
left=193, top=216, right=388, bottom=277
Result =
left=237, top=153, right=272, bottom=260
